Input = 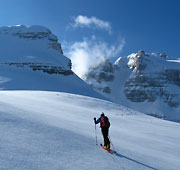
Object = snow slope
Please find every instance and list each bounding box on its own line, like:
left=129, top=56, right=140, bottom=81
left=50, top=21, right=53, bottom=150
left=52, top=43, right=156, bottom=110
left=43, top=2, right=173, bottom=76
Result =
left=0, top=91, right=179, bottom=170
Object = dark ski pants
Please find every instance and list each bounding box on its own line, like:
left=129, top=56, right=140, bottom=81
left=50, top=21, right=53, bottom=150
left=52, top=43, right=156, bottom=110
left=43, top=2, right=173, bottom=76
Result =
left=101, top=127, right=110, bottom=146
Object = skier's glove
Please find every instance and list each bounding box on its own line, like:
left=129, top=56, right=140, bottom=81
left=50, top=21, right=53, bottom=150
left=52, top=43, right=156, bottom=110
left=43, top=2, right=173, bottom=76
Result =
left=94, top=117, right=96, bottom=124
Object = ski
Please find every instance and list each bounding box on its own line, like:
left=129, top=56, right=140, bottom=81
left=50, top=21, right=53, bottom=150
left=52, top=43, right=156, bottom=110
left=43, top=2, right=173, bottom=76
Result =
left=100, top=144, right=114, bottom=154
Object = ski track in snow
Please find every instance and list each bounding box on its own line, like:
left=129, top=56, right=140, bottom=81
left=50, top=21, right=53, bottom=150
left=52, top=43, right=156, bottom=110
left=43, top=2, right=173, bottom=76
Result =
left=0, top=91, right=180, bottom=170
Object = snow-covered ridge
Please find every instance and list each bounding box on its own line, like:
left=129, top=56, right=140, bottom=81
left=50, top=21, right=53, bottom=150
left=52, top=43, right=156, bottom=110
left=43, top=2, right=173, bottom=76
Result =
left=125, top=50, right=179, bottom=73
left=0, top=25, right=58, bottom=42
left=0, top=25, right=71, bottom=76
left=85, top=50, right=180, bottom=121
left=0, top=25, right=65, bottom=67
left=0, top=25, right=104, bottom=99
left=0, top=25, right=63, bottom=54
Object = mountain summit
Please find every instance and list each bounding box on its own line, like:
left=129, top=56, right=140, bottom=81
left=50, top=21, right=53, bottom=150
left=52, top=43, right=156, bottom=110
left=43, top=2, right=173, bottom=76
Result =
left=85, top=50, right=180, bottom=121
left=0, top=25, right=103, bottom=99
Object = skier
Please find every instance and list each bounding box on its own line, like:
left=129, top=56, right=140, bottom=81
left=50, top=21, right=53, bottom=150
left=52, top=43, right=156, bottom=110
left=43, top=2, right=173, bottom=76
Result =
left=94, top=112, right=110, bottom=150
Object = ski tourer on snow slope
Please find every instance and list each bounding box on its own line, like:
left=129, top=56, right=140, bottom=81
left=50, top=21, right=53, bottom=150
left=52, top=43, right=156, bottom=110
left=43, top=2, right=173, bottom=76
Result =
left=94, top=113, right=111, bottom=150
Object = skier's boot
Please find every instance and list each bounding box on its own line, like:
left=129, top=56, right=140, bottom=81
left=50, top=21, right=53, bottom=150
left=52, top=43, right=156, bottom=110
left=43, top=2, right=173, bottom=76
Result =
left=104, top=145, right=108, bottom=150
left=106, top=144, right=110, bottom=150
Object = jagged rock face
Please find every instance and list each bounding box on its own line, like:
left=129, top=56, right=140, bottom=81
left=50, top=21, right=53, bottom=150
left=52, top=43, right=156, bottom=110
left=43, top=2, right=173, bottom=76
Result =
left=84, top=50, right=180, bottom=121
left=0, top=62, right=73, bottom=76
left=127, top=50, right=148, bottom=73
left=124, top=52, right=180, bottom=108
left=85, top=59, right=114, bottom=94
left=124, top=72, right=180, bottom=107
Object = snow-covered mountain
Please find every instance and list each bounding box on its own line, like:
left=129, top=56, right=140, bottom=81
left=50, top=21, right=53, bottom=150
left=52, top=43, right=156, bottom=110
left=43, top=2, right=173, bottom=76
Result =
left=0, top=91, right=180, bottom=170
left=0, top=25, right=103, bottom=99
left=85, top=50, right=180, bottom=122
left=0, top=26, right=179, bottom=169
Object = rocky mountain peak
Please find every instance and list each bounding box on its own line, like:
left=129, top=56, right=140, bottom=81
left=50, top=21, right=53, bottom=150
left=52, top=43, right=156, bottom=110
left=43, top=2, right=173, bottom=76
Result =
left=137, top=50, right=145, bottom=57
left=0, top=25, right=63, bottom=55
left=0, top=25, right=52, bottom=40
left=84, top=50, right=180, bottom=122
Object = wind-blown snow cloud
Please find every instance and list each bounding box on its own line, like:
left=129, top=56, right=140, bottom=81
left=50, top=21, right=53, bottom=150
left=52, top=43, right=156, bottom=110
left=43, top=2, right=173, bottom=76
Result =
left=64, top=15, right=125, bottom=78
left=63, top=37, right=125, bottom=78
left=73, top=15, right=112, bottom=34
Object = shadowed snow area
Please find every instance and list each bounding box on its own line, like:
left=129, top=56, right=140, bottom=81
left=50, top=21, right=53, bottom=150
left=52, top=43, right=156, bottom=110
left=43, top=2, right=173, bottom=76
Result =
left=0, top=91, right=180, bottom=170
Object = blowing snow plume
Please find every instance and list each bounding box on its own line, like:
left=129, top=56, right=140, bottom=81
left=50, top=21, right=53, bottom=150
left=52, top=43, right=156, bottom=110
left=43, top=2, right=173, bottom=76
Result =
left=63, top=37, right=125, bottom=79
left=63, top=15, right=125, bottom=78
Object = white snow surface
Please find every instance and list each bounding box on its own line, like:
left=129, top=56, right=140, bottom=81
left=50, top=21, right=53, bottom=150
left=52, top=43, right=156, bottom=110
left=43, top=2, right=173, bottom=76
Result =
left=0, top=90, right=179, bottom=170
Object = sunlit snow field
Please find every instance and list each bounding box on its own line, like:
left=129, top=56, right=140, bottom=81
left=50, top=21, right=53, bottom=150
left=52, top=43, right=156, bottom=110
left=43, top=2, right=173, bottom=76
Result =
left=0, top=91, right=180, bottom=170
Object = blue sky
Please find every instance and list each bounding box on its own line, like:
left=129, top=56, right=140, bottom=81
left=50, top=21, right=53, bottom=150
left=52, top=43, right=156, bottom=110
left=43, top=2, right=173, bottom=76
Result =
left=0, top=0, right=179, bottom=63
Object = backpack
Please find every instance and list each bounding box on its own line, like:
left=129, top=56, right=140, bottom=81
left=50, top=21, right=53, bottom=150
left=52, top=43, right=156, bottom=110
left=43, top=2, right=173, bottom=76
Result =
left=101, top=116, right=110, bottom=128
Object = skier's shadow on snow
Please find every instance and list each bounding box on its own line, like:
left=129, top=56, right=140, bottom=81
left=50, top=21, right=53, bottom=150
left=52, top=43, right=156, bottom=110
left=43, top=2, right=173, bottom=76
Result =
left=113, top=151, right=158, bottom=170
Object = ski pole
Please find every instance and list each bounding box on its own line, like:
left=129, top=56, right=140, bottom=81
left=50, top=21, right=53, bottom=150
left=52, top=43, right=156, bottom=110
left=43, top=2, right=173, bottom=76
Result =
left=95, top=124, right=98, bottom=145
